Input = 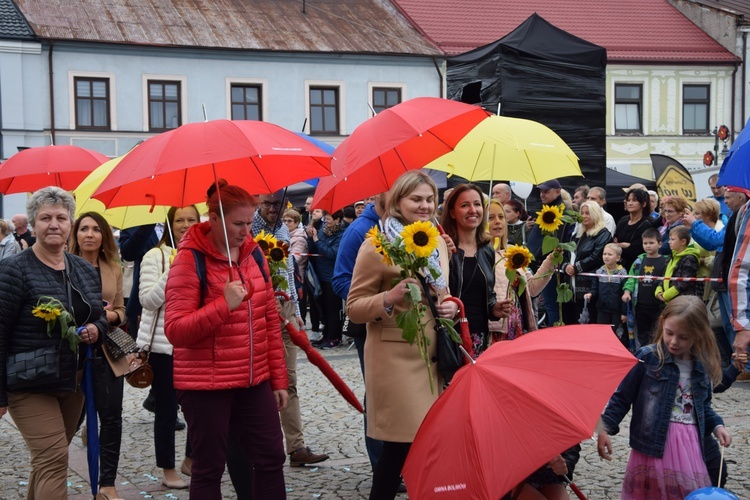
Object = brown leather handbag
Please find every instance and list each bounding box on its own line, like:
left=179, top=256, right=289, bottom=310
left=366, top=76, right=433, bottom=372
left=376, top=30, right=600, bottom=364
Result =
left=125, top=308, right=158, bottom=389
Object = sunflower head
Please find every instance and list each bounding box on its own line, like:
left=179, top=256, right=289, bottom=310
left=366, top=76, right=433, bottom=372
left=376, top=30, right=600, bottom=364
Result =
left=269, top=246, right=287, bottom=264
left=253, top=230, right=278, bottom=254
left=505, top=244, right=534, bottom=271
left=535, top=204, right=564, bottom=233
left=401, top=221, right=440, bottom=258
left=32, top=305, right=62, bottom=322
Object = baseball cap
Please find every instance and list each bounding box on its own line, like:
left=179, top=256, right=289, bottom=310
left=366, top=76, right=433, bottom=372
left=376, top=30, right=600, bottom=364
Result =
left=537, top=179, right=561, bottom=190
left=725, top=186, right=750, bottom=197
left=354, top=200, right=365, bottom=207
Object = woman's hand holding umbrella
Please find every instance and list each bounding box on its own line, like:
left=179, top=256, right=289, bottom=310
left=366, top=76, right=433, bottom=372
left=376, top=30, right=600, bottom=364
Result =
left=79, top=324, right=99, bottom=344
left=224, top=279, right=248, bottom=310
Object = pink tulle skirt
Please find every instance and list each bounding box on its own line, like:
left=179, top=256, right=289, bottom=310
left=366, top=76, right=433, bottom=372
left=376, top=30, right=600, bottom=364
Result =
left=622, top=422, right=711, bottom=500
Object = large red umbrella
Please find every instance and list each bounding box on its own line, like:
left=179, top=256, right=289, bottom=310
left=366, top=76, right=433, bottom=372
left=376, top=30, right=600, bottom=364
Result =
left=92, top=119, right=332, bottom=209
left=0, top=145, right=108, bottom=194
left=402, top=324, right=637, bottom=499
left=330, top=97, right=489, bottom=179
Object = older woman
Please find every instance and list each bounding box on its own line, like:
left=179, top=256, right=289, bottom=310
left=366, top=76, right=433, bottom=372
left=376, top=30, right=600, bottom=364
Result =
left=565, top=201, right=612, bottom=322
left=658, top=195, right=689, bottom=256
left=0, top=219, right=21, bottom=260
left=347, top=170, right=459, bottom=500
left=487, top=199, right=554, bottom=339
left=0, top=187, right=106, bottom=499
left=69, top=211, right=126, bottom=500
left=684, top=198, right=723, bottom=282
left=164, top=181, right=288, bottom=499
left=614, top=188, right=653, bottom=270
left=440, top=183, right=511, bottom=356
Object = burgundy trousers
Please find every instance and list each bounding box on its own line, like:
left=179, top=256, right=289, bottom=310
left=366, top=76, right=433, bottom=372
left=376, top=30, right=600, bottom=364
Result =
left=177, top=381, right=286, bottom=499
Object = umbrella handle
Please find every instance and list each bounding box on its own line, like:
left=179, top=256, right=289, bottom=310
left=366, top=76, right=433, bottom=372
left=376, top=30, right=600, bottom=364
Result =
left=442, top=297, right=473, bottom=363
left=433, top=219, right=456, bottom=254
left=563, top=476, right=587, bottom=500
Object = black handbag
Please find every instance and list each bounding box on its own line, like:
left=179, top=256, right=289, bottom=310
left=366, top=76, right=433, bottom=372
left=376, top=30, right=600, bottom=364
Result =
left=418, top=275, right=463, bottom=384
left=6, top=343, right=61, bottom=391
left=105, top=326, right=138, bottom=360
left=341, top=314, right=367, bottom=339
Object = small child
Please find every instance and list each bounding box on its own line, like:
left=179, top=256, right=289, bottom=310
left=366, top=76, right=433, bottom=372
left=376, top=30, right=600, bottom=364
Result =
left=655, top=225, right=700, bottom=303
left=584, top=243, right=628, bottom=332
left=622, top=228, right=669, bottom=346
left=597, top=295, right=731, bottom=499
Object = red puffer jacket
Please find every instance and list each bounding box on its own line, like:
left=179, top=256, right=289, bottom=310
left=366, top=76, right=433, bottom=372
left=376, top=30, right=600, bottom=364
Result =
left=164, top=222, right=287, bottom=391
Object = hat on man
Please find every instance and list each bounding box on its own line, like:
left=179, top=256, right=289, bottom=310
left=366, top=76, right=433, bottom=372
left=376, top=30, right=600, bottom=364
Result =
left=354, top=200, right=365, bottom=207
left=538, top=179, right=562, bottom=191
left=725, top=186, right=750, bottom=197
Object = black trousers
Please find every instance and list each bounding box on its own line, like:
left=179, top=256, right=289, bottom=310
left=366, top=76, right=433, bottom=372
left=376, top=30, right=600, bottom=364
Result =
left=150, top=352, right=191, bottom=469
left=91, top=355, right=124, bottom=487
left=369, top=441, right=411, bottom=500
left=320, top=281, right=343, bottom=342
left=635, top=303, right=661, bottom=347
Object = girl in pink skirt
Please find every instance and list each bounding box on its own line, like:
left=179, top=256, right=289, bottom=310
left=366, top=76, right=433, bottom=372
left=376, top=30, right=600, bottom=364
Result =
left=596, top=295, right=732, bottom=499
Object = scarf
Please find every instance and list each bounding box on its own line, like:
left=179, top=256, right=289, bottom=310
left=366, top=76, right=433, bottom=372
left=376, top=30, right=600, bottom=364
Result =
left=383, top=216, right=447, bottom=291
left=323, top=219, right=345, bottom=237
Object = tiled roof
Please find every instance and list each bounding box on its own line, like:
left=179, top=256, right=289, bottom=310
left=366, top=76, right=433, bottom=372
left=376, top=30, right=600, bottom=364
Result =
left=393, top=0, right=738, bottom=63
left=13, top=0, right=440, bottom=56
left=0, top=0, right=35, bottom=40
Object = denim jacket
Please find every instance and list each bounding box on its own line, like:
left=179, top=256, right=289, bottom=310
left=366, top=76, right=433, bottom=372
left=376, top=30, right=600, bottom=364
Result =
left=601, top=344, right=723, bottom=458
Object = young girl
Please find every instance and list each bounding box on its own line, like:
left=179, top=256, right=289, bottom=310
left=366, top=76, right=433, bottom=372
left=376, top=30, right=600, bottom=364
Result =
left=597, top=295, right=731, bottom=499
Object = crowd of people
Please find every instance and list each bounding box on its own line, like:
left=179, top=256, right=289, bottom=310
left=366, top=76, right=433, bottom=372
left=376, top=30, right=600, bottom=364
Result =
left=0, top=169, right=749, bottom=500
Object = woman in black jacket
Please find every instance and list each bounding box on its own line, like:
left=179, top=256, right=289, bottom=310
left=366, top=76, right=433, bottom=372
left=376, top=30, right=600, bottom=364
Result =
left=564, top=201, right=612, bottom=323
left=440, top=183, right=510, bottom=357
left=0, top=186, right=107, bottom=500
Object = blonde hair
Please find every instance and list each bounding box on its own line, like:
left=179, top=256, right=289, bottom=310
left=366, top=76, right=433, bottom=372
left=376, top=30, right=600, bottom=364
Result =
left=604, top=242, right=622, bottom=257
left=487, top=199, right=508, bottom=250
left=653, top=295, right=722, bottom=385
left=576, top=201, right=607, bottom=237
left=693, top=198, right=720, bottom=225
left=386, top=171, right=438, bottom=224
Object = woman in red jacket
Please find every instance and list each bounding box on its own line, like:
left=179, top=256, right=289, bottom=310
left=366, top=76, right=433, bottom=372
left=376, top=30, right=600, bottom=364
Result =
left=164, top=180, right=288, bottom=499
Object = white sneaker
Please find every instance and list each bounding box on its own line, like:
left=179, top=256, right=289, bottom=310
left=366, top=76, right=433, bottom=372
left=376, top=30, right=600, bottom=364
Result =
left=308, top=331, right=323, bottom=342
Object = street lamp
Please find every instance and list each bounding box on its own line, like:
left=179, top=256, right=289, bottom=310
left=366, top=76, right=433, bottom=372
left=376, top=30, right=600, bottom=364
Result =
left=705, top=125, right=730, bottom=166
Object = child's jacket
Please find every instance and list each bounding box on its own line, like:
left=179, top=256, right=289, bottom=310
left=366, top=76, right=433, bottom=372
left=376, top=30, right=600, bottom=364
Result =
left=589, top=264, right=628, bottom=313
left=655, top=246, right=700, bottom=302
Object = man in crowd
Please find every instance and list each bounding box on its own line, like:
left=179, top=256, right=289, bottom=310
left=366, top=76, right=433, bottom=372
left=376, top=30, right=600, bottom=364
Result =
left=11, top=213, right=35, bottom=248
left=354, top=200, right=366, bottom=217
left=709, top=173, right=732, bottom=219
left=491, top=183, right=511, bottom=204
left=729, top=187, right=750, bottom=376
left=573, top=185, right=589, bottom=207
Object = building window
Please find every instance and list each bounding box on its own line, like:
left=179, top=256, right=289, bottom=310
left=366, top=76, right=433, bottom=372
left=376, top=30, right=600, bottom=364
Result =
left=683, top=84, right=710, bottom=133
left=614, top=84, right=642, bottom=133
left=75, top=77, right=110, bottom=130
left=231, top=84, right=262, bottom=121
left=309, top=87, right=339, bottom=135
left=372, top=87, right=401, bottom=114
left=148, top=80, right=181, bottom=131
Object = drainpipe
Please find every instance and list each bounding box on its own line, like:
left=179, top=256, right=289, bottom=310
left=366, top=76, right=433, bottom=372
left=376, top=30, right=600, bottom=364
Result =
left=48, top=40, right=55, bottom=145
left=432, top=57, right=445, bottom=98
left=731, top=63, right=738, bottom=145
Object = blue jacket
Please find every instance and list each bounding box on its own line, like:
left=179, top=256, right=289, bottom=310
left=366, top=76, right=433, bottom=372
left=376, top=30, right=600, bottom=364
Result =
left=308, top=221, right=347, bottom=283
left=601, top=344, right=723, bottom=459
left=690, top=220, right=725, bottom=253
left=332, top=204, right=380, bottom=299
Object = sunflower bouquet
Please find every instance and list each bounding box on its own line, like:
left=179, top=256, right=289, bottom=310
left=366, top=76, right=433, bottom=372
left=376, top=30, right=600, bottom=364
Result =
left=535, top=203, right=581, bottom=325
left=32, top=296, right=81, bottom=352
left=367, top=221, right=460, bottom=393
left=254, top=230, right=290, bottom=292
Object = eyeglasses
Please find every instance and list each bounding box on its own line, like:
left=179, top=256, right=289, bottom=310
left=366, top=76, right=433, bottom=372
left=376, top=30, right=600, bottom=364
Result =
left=662, top=209, right=677, bottom=214
left=260, top=201, right=282, bottom=209
left=282, top=218, right=295, bottom=223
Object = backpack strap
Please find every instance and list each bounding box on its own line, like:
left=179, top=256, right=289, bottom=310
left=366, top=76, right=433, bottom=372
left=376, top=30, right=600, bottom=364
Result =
left=251, top=246, right=269, bottom=283
left=190, top=249, right=207, bottom=307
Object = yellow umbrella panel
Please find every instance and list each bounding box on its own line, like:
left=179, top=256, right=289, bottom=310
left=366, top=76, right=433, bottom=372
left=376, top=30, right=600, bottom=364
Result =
left=74, top=155, right=206, bottom=229
left=424, top=115, right=582, bottom=184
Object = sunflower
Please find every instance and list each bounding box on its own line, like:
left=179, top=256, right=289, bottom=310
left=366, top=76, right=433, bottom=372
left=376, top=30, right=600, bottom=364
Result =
left=401, top=221, right=440, bottom=258
left=269, top=243, right=289, bottom=265
left=535, top=204, right=564, bottom=233
left=253, top=230, right=277, bottom=254
left=505, top=244, right=534, bottom=271
left=32, top=304, right=62, bottom=322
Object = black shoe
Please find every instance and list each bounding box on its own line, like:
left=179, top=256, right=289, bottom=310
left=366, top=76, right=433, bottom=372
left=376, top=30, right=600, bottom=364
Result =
left=175, top=418, right=186, bottom=431
left=142, top=393, right=156, bottom=413
left=397, top=481, right=407, bottom=493
left=318, top=339, right=341, bottom=350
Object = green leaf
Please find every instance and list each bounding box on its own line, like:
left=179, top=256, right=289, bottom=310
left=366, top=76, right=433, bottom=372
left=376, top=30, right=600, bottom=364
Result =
left=517, top=275, right=527, bottom=297
left=556, top=282, right=573, bottom=303
left=505, top=268, right=517, bottom=286
left=437, top=318, right=462, bottom=344
left=395, top=308, right=420, bottom=344
left=542, top=235, right=559, bottom=255
left=558, top=241, right=577, bottom=253
left=406, top=282, right=422, bottom=303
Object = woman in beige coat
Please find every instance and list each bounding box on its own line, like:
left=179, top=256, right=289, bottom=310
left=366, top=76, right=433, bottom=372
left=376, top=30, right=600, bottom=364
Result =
left=347, top=171, right=458, bottom=500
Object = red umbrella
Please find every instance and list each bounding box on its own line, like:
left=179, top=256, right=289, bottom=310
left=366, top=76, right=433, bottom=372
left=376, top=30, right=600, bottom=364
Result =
left=275, top=292, right=363, bottom=413
left=402, top=324, right=637, bottom=499
left=331, top=97, right=489, bottom=179
left=92, top=119, right=332, bottom=209
left=0, top=145, right=108, bottom=194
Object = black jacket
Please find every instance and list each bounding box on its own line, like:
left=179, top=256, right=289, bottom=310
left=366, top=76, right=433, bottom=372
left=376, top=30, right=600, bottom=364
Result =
left=0, top=250, right=107, bottom=406
left=448, top=244, right=498, bottom=321
left=572, top=227, right=612, bottom=297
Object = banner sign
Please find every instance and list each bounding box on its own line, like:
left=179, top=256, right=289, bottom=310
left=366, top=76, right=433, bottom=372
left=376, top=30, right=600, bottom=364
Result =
left=650, top=154, right=696, bottom=202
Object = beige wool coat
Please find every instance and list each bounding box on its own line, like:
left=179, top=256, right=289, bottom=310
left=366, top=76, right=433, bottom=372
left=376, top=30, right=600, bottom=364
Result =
left=347, top=237, right=451, bottom=443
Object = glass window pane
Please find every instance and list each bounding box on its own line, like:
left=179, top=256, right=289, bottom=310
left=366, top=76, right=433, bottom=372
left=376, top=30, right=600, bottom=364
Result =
left=150, top=102, right=163, bottom=129
left=92, top=81, right=107, bottom=98
left=77, top=80, right=91, bottom=97
left=684, top=105, right=696, bottom=130
left=149, top=83, right=162, bottom=99
left=247, top=106, right=259, bottom=121
left=232, top=104, right=244, bottom=120
left=324, top=107, right=337, bottom=131
left=684, top=86, right=708, bottom=100
left=387, top=91, right=400, bottom=106
left=231, top=87, right=243, bottom=102
left=310, top=107, right=323, bottom=131
left=165, top=84, right=178, bottom=101
left=247, top=87, right=258, bottom=102
left=694, top=105, right=707, bottom=130
left=310, top=90, right=322, bottom=105
left=166, top=102, right=179, bottom=128
left=323, top=89, right=336, bottom=105
left=373, top=90, right=385, bottom=107
left=93, top=100, right=107, bottom=127
left=77, top=101, right=91, bottom=126
left=615, top=104, right=639, bottom=130
left=615, top=85, right=639, bottom=100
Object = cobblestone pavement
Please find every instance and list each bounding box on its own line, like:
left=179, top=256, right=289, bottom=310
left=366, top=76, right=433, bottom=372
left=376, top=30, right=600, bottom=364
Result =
left=1, top=341, right=749, bottom=499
